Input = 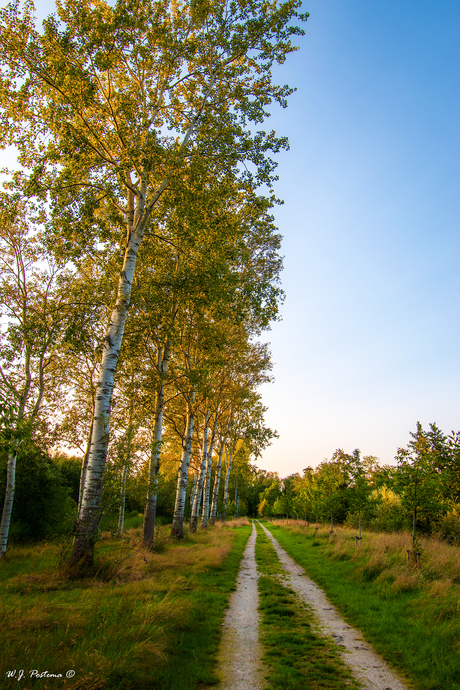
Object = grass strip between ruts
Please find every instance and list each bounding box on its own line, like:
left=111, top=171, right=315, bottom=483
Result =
left=254, top=523, right=360, bottom=690
left=263, top=522, right=460, bottom=690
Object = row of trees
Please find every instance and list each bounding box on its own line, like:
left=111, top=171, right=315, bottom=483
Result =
left=258, top=423, right=460, bottom=546
left=0, top=0, right=308, bottom=565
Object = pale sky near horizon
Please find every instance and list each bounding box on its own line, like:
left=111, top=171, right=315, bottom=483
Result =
left=3, top=1, right=460, bottom=476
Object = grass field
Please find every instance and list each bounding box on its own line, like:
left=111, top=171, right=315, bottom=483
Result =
left=1, top=519, right=251, bottom=690
left=263, top=520, right=460, bottom=690
left=4, top=517, right=457, bottom=690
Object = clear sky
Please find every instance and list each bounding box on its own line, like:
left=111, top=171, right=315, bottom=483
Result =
left=258, top=0, right=460, bottom=475
left=4, top=0, right=460, bottom=476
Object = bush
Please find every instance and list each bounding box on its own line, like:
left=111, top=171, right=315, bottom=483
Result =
left=123, top=512, right=143, bottom=530
left=434, top=509, right=460, bottom=545
left=345, top=488, right=406, bottom=534
left=55, top=455, right=82, bottom=503
left=0, top=442, right=77, bottom=542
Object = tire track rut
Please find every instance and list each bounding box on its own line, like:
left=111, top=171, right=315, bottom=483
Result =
left=216, top=522, right=267, bottom=690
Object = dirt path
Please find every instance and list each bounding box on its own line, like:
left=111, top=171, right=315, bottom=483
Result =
left=216, top=522, right=267, bottom=690
left=216, top=522, right=412, bottom=689
left=258, top=521, right=411, bottom=690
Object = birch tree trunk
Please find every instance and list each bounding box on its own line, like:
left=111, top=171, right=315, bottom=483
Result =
left=142, top=339, right=171, bottom=548
left=70, top=195, right=148, bottom=567
left=78, top=418, right=93, bottom=514
left=142, top=319, right=173, bottom=546
left=0, top=353, right=30, bottom=558
left=209, top=441, right=225, bottom=525
left=0, top=446, right=18, bottom=559
left=143, top=383, right=165, bottom=547
left=170, top=393, right=195, bottom=539
left=0, top=345, right=42, bottom=558
left=200, top=430, right=216, bottom=529
left=221, top=446, right=233, bottom=523
left=189, top=411, right=209, bottom=533
left=189, top=473, right=197, bottom=508
left=117, top=463, right=128, bottom=538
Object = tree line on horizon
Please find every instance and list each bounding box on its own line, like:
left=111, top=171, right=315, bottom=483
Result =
left=2, top=412, right=460, bottom=553
left=258, top=422, right=460, bottom=547
left=0, top=0, right=309, bottom=566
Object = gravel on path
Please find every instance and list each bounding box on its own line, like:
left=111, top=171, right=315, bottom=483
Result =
left=258, top=521, right=412, bottom=690
left=216, top=522, right=267, bottom=690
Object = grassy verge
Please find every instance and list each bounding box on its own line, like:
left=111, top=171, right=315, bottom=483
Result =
left=1, top=518, right=251, bottom=690
left=263, top=520, right=460, bottom=690
left=254, top=523, right=360, bottom=690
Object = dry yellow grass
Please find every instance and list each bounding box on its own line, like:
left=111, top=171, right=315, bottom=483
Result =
left=269, top=519, right=460, bottom=599
left=2, top=519, right=247, bottom=589
left=150, top=531, right=234, bottom=572
left=220, top=516, right=251, bottom=527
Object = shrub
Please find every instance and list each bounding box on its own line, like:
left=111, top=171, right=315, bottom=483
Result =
left=434, top=509, right=460, bottom=545
left=345, top=488, right=406, bottom=533
left=0, top=442, right=77, bottom=542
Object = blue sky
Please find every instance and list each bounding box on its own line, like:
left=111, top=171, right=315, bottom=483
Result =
left=4, top=0, right=460, bottom=475
left=258, top=0, right=460, bottom=474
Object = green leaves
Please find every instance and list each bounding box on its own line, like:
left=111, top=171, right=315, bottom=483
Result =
left=0, top=400, right=21, bottom=446
left=0, top=0, right=307, bottom=238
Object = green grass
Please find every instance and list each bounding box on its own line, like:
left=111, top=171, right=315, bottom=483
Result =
left=0, top=520, right=252, bottom=690
left=254, top=524, right=360, bottom=690
left=263, top=521, right=460, bottom=690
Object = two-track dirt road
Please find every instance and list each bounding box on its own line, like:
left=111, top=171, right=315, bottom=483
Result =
left=216, top=521, right=411, bottom=690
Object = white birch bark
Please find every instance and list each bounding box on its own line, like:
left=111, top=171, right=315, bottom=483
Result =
left=221, top=446, right=233, bottom=523
left=170, top=391, right=195, bottom=539
left=142, top=385, right=165, bottom=547
left=189, top=410, right=209, bottom=533
left=78, top=418, right=93, bottom=514
left=209, top=439, right=225, bottom=525
left=117, top=463, right=128, bottom=538
left=200, top=425, right=217, bottom=529
left=70, top=188, right=148, bottom=566
left=200, top=461, right=210, bottom=528
left=143, top=336, right=172, bottom=547
left=190, top=473, right=197, bottom=508
left=0, top=445, right=18, bottom=558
